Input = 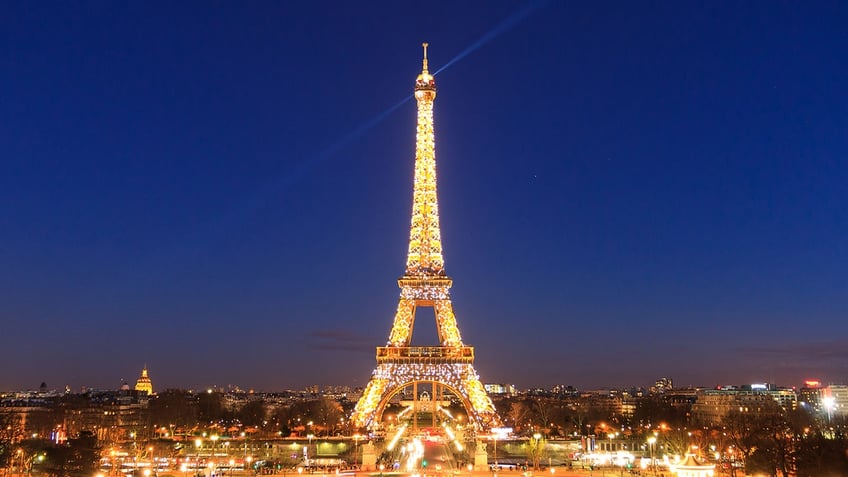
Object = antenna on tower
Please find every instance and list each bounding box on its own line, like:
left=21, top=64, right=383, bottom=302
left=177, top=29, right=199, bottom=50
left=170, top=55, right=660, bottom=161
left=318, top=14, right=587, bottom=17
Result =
left=422, top=42, right=429, bottom=73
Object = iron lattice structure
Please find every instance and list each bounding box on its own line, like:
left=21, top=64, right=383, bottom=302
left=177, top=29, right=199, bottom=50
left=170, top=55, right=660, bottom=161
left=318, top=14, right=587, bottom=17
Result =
left=351, top=44, right=499, bottom=431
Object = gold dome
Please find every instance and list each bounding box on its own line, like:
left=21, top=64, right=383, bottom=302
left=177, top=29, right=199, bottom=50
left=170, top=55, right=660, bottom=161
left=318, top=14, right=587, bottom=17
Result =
left=134, top=365, right=153, bottom=395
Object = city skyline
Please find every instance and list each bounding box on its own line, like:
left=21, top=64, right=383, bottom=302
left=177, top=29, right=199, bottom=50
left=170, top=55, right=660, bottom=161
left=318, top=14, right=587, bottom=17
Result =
left=0, top=363, right=829, bottom=395
left=2, top=2, right=847, bottom=391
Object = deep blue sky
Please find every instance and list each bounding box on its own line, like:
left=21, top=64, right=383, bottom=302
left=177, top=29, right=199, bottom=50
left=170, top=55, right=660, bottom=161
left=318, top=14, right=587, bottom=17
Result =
left=2, top=2, right=847, bottom=392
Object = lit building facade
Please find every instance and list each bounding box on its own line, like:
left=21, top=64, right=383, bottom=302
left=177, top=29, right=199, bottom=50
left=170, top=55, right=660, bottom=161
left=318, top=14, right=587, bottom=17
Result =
left=823, top=384, right=848, bottom=417
left=134, top=366, right=153, bottom=395
left=691, top=385, right=796, bottom=425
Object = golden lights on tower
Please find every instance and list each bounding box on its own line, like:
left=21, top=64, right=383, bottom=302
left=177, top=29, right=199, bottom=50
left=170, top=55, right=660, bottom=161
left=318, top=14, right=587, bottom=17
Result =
left=351, top=44, right=498, bottom=430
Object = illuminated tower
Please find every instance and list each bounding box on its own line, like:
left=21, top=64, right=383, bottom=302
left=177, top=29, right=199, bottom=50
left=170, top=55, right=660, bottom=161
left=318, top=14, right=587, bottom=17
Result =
left=351, top=44, right=498, bottom=430
left=134, top=365, right=153, bottom=395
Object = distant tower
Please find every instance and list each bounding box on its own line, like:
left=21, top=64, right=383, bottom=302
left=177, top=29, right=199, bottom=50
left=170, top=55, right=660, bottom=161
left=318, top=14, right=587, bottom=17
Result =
left=135, top=366, right=153, bottom=395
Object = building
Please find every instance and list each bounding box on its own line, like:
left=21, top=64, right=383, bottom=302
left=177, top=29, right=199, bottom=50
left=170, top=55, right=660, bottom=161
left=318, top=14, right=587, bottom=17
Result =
left=134, top=366, right=153, bottom=395
left=798, top=380, right=822, bottom=414
left=690, top=384, right=796, bottom=425
left=485, top=384, right=517, bottom=395
left=654, top=377, right=673, bottom=393
left=823, top=384, right=848, bottom=417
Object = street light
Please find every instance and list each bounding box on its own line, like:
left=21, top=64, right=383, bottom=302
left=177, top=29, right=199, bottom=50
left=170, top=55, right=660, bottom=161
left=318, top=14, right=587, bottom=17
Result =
left=149, top=446, right=155, bottom=475
left=647, top=437, right=657, bottom=477
left=352, top=434, right=362, bottom=469
left=196, top=439, right=203, bottom=473
left=211, top=435, right=220, bottom=468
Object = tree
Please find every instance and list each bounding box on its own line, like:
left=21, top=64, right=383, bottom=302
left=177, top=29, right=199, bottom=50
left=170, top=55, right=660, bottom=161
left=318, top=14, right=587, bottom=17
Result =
left=236, top=400, right=267, bottom=428
left=505, top=401, right=531, bottom=433
left=41, top=431, right=99, bottom=477
left=563, top=403, right=592, bottom=436
left=634, top=396, right=688, bottom=429
left=149, top=389, right=198, bottom=428
left=197, top=392, right=225, bottom=423
left=0, top=412, right=24, bottom=470
left=526, top=435, right=546, bottom=470
left=533, top=399, right=554, bottom=435
left=310, top=398, right=344, bottom=436
left=269, top=405, right=294, bottom=436
left=658, top=427, right=692, bottom=458
left=724, top=408, right=770, bottom=476
left=795, top=432, right=848, bottom=476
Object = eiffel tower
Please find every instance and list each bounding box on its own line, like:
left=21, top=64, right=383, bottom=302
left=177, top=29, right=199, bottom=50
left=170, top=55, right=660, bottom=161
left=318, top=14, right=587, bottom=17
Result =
left=351, top=44, right=499, bottom=431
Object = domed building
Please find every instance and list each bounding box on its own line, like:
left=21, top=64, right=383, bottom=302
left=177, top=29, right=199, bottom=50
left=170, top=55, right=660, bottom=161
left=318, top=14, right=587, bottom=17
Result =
left=134, top=366, right=153, bottom=395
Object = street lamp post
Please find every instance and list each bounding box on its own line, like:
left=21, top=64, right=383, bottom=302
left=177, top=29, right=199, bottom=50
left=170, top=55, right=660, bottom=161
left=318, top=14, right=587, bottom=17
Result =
left=211, top=435, right=220, bottom=471
left=110, top=449, right=118, bottom=477
left=646, top=437, right=656, bottom=477
left=490, top=434, right=498, bottom=471
left=352, top=434, right=361, bottom=469
left=195, top=439, right=204, bottom=476
left=149, top=446, right=156, bottom=476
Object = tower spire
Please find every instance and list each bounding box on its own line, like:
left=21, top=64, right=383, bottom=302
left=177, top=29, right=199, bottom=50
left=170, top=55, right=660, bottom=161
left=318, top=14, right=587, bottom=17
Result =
left=408, top=41, right=441, bottom=278
left=422, top=42, right=429, bottom=74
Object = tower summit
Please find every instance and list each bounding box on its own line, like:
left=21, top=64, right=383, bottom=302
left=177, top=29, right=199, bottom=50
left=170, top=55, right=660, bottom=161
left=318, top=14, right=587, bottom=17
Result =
left=414, top=42, right=436, bottom=101
left=351, top=44, right=498, bottom=431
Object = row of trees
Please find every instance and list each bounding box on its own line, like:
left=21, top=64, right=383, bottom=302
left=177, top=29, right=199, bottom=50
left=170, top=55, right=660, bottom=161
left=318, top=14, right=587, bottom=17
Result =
left=493, top=394, right=688, bottom=437
left=494, top=395, right=848, bottom=477
left=0, top=428, right=99, bottom=477
left=156, top=390, right=349, bottom=436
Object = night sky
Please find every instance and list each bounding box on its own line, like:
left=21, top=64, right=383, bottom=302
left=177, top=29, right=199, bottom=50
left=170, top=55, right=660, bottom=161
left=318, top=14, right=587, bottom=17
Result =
left=2, top=2, right=847, bottom=392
